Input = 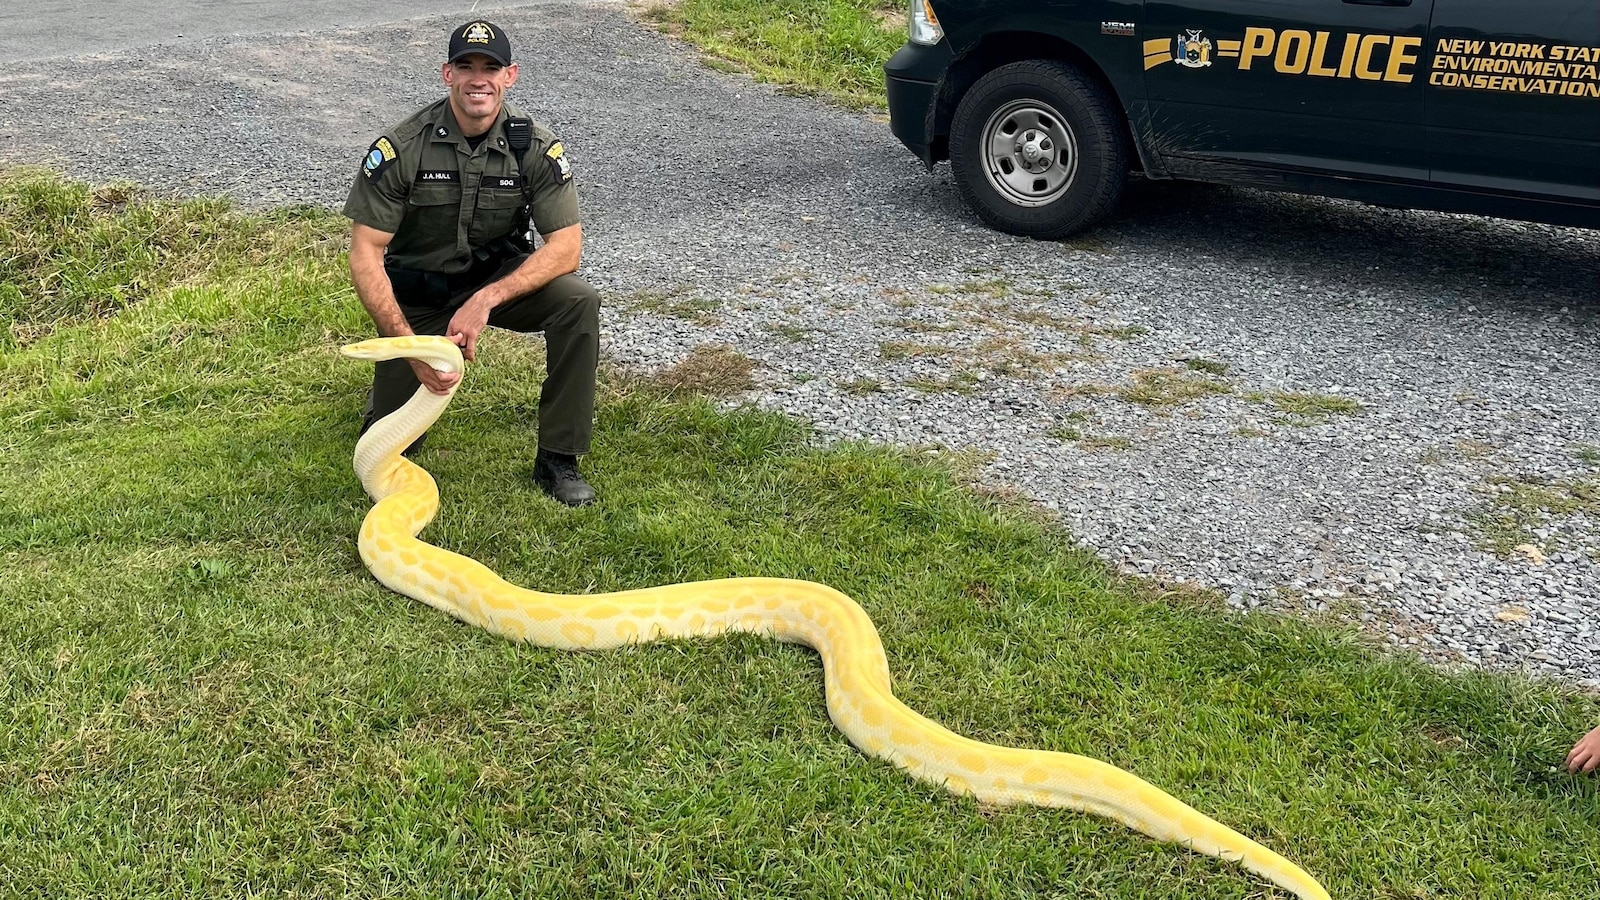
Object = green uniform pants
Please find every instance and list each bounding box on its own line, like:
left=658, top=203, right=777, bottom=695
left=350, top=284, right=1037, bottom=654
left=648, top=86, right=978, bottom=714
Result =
left=366, top=263, right=599, bottom=456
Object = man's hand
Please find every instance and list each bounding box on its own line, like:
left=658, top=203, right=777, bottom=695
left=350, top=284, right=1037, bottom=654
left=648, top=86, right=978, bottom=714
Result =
left=448, top=295, right=495, bottom=362
left=1567, top=725, right=1600, bottom=774
left=408, top=358, right=461, bottom=394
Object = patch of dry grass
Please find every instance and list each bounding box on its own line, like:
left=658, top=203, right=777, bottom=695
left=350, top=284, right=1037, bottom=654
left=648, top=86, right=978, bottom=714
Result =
left=649, top=344, right=759, bottom=396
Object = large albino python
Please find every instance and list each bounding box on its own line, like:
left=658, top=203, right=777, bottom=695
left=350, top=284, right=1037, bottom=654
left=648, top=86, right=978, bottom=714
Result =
left=342, top=335, right=1331, bottom=900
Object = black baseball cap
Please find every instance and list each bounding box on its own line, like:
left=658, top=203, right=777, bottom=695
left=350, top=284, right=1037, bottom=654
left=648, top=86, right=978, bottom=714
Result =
left=448, top=21, right=513, bottom=66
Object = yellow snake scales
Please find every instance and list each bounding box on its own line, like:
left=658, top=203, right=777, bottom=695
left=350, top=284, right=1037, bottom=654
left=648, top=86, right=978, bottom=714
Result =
left=342, top=335, right=1331, bottom=899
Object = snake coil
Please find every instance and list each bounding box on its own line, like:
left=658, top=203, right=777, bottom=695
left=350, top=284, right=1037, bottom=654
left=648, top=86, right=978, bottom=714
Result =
left=341, top=335, right=1330, bottom=900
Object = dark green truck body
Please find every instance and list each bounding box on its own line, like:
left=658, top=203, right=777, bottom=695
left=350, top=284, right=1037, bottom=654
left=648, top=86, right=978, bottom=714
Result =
left=886, top=0, right=1600, bottom=234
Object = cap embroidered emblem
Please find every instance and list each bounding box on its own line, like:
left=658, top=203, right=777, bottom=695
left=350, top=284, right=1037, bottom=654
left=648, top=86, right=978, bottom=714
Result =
left=463, top=22, right=494, bottom=44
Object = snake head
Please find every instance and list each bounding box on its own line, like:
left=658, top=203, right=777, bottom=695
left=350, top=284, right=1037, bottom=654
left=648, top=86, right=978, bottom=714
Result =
left=340, top=335, right=464, bottom=374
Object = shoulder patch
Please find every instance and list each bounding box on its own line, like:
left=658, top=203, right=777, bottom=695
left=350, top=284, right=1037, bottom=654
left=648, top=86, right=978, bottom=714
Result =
left=362, top=137, right=398, bottom=181
left=545, top=141, right=573, bottom=184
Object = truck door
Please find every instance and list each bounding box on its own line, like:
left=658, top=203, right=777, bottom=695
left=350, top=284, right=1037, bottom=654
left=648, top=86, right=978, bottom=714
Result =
left=1141, top=1, right=1435, bottom=180
left=1426, top=0, right=1600, bottom=202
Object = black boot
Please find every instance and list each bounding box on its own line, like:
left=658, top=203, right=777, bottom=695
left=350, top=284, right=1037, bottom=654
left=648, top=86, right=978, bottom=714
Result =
left=533, top=449, right=596, bottom=507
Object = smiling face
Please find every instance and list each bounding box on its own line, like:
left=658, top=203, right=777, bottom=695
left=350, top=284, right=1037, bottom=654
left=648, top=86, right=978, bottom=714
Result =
left=441, top=55, right=519, bottom=135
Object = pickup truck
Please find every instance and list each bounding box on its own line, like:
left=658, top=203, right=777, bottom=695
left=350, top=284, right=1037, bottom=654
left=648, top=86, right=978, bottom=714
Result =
left=885, top=0, right=1600, bottom=238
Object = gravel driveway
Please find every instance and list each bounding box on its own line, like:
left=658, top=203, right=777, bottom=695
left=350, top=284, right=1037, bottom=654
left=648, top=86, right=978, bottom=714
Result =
left=2, top=1, right=1597, bottom=686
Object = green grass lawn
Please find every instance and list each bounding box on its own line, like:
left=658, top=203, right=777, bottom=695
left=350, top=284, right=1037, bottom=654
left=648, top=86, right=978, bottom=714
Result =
left=639, top=0, right=906, bottom=109
left=3, top=171, right=1599, bottom=898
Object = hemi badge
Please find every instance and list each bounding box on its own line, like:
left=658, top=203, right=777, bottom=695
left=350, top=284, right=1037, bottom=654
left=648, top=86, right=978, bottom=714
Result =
left=1102, top=21, right=1136, bottom=37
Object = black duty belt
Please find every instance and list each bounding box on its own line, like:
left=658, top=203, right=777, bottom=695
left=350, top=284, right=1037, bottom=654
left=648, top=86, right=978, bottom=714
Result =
left=386, top=243, right=526, bottom=309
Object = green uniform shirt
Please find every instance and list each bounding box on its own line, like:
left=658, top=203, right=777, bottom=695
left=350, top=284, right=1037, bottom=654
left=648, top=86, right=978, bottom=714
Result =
left=343, top=98, right=581, bottom=274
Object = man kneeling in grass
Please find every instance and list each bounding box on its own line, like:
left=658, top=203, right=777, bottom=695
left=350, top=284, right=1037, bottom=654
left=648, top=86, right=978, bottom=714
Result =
left=344, top=19, right=600, bottom=506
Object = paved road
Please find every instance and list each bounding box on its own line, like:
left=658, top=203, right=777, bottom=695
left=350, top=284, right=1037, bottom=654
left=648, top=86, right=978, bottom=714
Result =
left=0, top=1, right=557, bottom=61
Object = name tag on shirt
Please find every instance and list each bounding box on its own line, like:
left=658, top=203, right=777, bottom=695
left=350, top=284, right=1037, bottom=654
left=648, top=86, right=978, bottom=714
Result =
left=417, top=170, right=459, bottom=183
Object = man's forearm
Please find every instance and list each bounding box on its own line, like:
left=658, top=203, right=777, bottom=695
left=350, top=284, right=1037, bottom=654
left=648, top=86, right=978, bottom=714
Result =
left=475, top=230, right=582, bottom=309
left=350, top=245, right=412, bottom=337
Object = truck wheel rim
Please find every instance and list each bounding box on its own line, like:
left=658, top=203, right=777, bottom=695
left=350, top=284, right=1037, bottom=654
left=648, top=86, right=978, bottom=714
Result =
left=980, top=99, right=1078, bottom=208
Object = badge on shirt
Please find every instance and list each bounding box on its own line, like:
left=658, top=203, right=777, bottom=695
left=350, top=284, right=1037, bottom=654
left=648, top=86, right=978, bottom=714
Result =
left=546, top=142, right=572, bottom=183
left=362, top=137, right=397, bottom=181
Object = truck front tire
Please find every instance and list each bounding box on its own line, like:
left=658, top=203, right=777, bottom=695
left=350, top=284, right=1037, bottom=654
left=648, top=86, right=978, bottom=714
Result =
left=949, top=60, right=1128, bottom=239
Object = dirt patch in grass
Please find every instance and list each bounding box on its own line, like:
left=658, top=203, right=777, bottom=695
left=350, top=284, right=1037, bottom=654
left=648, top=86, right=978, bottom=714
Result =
left=649, top=344, right=759, bottom=396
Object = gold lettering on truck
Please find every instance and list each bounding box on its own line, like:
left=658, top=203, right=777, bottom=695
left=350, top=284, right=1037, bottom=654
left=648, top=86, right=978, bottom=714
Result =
left=1431, top=37, right=1600, bottom=98
left=1213, top=26, right=1418, bottom=83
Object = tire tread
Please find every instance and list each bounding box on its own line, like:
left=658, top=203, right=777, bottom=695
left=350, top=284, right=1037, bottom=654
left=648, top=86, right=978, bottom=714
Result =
left=949, top=60, right=1129, bottom=240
